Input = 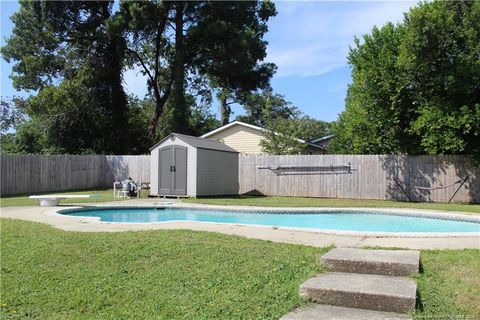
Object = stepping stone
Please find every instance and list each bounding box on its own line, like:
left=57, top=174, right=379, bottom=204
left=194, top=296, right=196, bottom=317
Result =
left=281, top=304, right=412, bottom=320
left=299, top=272, right=417, bottom=313
left=321, top=248, right=420, bottom=276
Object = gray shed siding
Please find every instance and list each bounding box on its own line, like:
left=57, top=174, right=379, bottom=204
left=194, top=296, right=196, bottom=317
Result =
left=150, top=137, right=197, bottom=196
left=196, top=149, right=239, bottom=196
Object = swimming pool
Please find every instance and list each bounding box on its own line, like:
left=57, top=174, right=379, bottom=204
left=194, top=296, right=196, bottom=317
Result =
left=60, top=207, right=480, bottom=234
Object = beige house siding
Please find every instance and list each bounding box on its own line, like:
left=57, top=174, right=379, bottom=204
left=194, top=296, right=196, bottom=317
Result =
left=205, top=123, right=326, bottom=155
left=196, top=149, right=239, bottom=196
left=205, top=124, right=266, bottom=154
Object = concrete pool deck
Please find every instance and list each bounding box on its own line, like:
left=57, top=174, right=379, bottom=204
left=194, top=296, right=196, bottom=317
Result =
left=1, top=199, right=479, bottom=250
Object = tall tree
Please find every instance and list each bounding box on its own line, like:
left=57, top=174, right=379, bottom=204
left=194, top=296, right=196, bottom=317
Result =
left=400, top=0, right=480, bottom=155
left=331, top=0, right=480, bottom=157
left=171, top=1, right=188, bottom=133
left=330, top=23, right=416, bottom=154
left=1, top=0, right=130, bottom=153
left=119, top=0, right=277, bottom=136
left=194, top=1, right=277, bottom=125
left=2, top=0, right=278, bottom=152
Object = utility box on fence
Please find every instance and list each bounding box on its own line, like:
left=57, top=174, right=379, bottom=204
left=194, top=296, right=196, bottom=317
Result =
left=149, top=133, right=239, bottom=197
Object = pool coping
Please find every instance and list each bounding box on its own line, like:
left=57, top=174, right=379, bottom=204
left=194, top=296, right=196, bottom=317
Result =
left=2, top=202, right=479, bottom=249
left=50, top=203, right=480, bottom=239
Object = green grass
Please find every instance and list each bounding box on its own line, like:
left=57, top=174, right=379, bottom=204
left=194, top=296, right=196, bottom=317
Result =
left=184, top=196, right=480, bottom=214
left=415, top=250, right=480, bottom=319
left=0, top=219, right=326, bottom=319
left=1, top=220, right=479, bottom=319
left=0, top=189, right=130, bottom=207
left=3, top=190, right=479, bottom=214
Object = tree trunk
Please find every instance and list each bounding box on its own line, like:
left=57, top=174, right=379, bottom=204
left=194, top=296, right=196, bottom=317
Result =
left=170, top=1, right=189, bottom=134
left=219, top=90, right=231, bottom=125
left=145, top=2, right=172, bottom=140
left=107, top=33, right=129, bottom=153
left=148, top=87, right=171, bottom=139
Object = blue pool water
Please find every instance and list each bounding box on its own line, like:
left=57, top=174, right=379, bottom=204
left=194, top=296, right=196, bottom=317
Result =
left=61, top=208, right=480, bottom=233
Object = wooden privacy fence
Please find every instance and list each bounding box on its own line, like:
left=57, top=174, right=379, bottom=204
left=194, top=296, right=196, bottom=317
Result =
left=105, top=155, right=151, bottom=186
left=239, top=155, right=480, bottom=203
left=2, top=154, right=479, bottom=203
left=0, top=155, right=151, bottom=196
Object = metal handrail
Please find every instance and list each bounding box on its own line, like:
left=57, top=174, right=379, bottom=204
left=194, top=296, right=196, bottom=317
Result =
left=257, top=162, right=352, bottom=173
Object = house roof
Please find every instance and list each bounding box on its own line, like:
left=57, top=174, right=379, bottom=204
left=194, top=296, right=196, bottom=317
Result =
left=310, top=134, right=336, bottom=144
left=201, top=120, right=326, bottom=150
left=150, top=133, right=238, bottom=153
left=201, top=120, right=265, bottom=138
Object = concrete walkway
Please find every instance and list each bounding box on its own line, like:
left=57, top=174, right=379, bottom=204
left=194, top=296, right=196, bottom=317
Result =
left=1, top=200, right=479, bottom=250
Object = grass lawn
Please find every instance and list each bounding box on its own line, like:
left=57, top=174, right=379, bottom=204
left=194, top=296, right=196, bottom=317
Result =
left=2, top=190, right=479, bottom=214
left=0, top=219, right=326, bottom=319
left=184, top=196, right=480, bottom=214
left=1, top=220, right=479, bottom=319
left=0, top=189, right=130, bottom=207
left=416, top=249, right=480, bottom=318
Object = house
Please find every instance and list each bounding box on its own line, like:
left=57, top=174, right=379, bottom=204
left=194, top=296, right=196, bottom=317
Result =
left=200, top=120, right=327, bottom=154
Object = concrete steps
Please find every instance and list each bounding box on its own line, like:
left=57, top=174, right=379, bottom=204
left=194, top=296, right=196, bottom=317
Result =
left=282, top=248, right=420, bottom=319
left=299, top=272, right=417, bottom=313
left=280, top=304, right=412, bottom=320
left=321, top=248, right=420, bottom=276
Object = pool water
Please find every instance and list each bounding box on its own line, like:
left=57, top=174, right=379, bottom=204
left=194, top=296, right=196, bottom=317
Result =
left=61, top=208, right=480, bottom=233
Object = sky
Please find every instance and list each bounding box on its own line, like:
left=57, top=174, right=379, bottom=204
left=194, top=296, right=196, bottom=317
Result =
left=1, top=0, right=416, bottom=123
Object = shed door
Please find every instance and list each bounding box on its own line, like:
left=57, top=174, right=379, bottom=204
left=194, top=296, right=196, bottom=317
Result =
left=158, top=146, right=173, bottom=195
left=158, top=145, right=187, bottom=196
left=173, top=146, right=187, bottom=195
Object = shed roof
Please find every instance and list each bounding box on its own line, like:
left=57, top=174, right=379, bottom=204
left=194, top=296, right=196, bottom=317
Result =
left=150, top=133, right=238, bottom=153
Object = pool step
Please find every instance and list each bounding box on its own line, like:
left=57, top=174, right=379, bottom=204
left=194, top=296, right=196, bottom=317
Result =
left=280, top=304, right=412, bottom=320
left=299, top=272, right=417, bottom=313
left=321, top=248, right=420, bottom=276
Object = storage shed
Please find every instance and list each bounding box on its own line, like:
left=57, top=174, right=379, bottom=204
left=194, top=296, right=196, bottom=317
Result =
left=150, top=133, right=239, bottom=197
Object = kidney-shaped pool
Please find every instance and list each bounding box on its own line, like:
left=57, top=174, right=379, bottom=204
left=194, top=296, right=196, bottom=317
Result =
left=59, top=207, right=480, bottom=234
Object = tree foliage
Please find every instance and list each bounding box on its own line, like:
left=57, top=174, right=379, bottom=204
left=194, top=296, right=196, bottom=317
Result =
left=118, top=0, right=276, bottom=135
left=0, top=97, right=26, bottom=135
left=236, top=91, right=331, bottom=155
left=0, top=97, right=28, bottom=154
left=237, top=90, right=299, bottom=127
left=1, top=0, right=130, bottom=153
left=331, top=0, right=480, bottom=157
left=261, top=115, right=331, bottom=155
left=1, top=0, right=277, bottom=154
